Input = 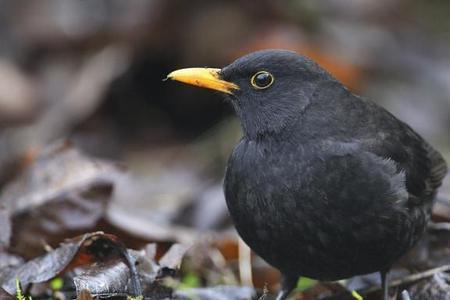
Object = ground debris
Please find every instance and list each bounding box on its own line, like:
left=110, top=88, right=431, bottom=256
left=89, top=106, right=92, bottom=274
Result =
left=174, top=285, right=255, bottom=300
left=408, top=272, right=450, bottom=299
left=0, top=232, right=231, bottom=300
left=1, top=141, right=121, bottom=258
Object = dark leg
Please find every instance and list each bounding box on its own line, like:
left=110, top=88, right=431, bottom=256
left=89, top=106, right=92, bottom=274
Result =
left=275, top=274, right=298, bottom=300
left=380, top=270, right=390, bottom=300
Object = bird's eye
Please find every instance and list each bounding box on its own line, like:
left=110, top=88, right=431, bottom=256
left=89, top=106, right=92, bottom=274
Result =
left=251, top=71, right=274, bottom=89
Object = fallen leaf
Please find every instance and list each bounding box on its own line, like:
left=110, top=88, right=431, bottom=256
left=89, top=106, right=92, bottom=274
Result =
left=1, top=141, right=120, bottom=258
left=174, top=285, right=255, bottom=300
left=408, top=272, right=450, bottom=299
left=0, top=287, right=14, bottom=300
left=73, top=260, right=133, bottom=296
left=76, top=289, right=93, bottom=300
left=158, top=243, right=192, bottom=276
left=0, top=232, right=140, bottom=296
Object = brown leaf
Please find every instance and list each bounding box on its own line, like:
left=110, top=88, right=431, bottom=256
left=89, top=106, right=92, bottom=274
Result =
left=73, top=260, right=133, bottom=296
left=76, top=289, right=93, bottom=300
left=1, top=141, right=117, bottom=214
left=0, top=232, right=140, bottom=296
left=1, top=141, right=120, bottom=258
left=0, top=287, right=14, bottom=300
left=1, top=235, right=82, bottom=294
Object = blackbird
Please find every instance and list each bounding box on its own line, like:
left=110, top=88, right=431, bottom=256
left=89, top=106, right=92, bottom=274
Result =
left=167, top=49, right=448, bottom=300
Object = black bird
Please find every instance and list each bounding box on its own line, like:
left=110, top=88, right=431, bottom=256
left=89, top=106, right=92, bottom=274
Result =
left=167, top=49, right=447, bottom=300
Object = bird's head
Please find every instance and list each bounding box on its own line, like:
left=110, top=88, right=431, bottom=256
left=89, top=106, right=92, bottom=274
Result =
left=167, top=49, right=333, bottom=139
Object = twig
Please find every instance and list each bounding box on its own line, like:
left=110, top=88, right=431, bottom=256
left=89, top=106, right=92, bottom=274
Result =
left=238, top=237, right=253, bottom=287
left=364, top=264, right=450, bottom=294
left=257, top=283, right=269, bottom=300
left=401, top=290, right=411, bottom=300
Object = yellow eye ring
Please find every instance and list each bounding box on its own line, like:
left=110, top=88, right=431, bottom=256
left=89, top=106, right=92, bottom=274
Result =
left=251, top=71, right=274, bottom=89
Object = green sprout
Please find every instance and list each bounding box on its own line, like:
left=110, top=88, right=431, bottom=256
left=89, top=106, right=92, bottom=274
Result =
left=179, top=272, right=201, bottom=289
left=351, top=290, right=364, bottom=300
left=15, top=278, right=31, bottom=300
left=49, top=278, right=64, bottom=291
left=296, top=277, right=317, bottom=292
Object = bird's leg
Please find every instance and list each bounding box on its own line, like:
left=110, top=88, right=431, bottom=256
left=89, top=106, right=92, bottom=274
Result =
left=275, top=275, right=298, bottom=300
left=380, top=269, right=390, bottom=300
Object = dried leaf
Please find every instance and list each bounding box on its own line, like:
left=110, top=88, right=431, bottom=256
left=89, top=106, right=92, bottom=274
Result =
left=1, top=142, right=120, bottom=257
left=159, top=244, right=191, bottom=271
left=408, top=272, right=450, bottom=299
left=73, top=260, right=132, bottom=296
left=1, top=141, right=117, bottom=214
left=1, top=237, right=81, bottom=294
left=144, top=244, right=157, bottom=261
left=0, top=287, right=14, bottom=300
left=76, top=289, right=93, bottom=300
left=0, top=232, right=140, bottom=296
left=0, top=253, right=23, bottom=271
left=174, top=285, right=255, bottom=300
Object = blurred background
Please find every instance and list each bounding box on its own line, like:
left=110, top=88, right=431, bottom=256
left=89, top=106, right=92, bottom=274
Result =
left=1, top=0, right=450, bottom=298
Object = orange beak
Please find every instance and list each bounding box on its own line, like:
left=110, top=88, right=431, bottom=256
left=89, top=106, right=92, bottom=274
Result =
left=166, top=68, right=239, bottom=94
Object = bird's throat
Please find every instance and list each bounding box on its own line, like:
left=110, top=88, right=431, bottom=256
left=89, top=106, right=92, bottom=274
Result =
left=235, top=96, right=310, bottom=141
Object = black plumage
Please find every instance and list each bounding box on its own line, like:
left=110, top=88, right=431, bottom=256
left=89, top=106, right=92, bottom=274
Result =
left=168, top=49, right=448, bottom=300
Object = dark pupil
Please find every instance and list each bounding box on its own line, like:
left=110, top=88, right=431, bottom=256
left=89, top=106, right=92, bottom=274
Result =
left=255, top=73, right=271, bottom=87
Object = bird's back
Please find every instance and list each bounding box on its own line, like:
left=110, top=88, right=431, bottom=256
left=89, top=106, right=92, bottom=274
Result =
left=296, top=80, right=447, bottom=208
